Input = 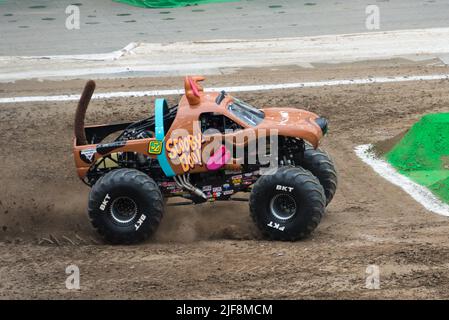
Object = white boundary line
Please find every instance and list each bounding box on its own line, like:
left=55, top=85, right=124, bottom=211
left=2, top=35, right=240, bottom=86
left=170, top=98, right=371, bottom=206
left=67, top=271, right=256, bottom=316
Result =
left=1, top=73, right=449, bottom=104
left=354, top=144, right=449, bottom=216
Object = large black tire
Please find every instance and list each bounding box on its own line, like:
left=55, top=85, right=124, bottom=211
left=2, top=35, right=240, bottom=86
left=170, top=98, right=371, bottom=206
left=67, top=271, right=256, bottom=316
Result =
left=299, top=145, right=337, bottom=206
left=249, top=166, right=325, bottom=241
left=88, top=168, right=164, bottom=244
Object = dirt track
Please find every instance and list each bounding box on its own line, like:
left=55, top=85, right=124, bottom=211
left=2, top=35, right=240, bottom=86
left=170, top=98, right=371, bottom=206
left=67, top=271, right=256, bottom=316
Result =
left=2, top=61, right=449, bottom=299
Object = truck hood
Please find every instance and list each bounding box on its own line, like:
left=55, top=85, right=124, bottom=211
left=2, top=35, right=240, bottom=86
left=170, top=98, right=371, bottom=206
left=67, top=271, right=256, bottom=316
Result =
left=257, top=108, right=324, bottom=148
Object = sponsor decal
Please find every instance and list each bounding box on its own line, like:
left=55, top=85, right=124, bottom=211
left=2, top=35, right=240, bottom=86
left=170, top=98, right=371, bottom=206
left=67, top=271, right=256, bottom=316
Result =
left=80, top=148, right=96, bottom=164
left=166, top=133, right=204, bottom=172
left=276, top=185, right=294, bottom=192
left=223, top=190, right=234, bottom=196
left=212, top=186, right=222, bottom=193
left=222, top=183, right=231, bottom=190
left=231, top=174, right=242, bottom=185
left=225, top=169, right=242, bottom=175
left=202, top=185, right=212, bottom=192
left=148, top=140, right=163, bottom=155
left=159, top=181, right=183, bottom=193
left=161, top=181, right=177, bottom=188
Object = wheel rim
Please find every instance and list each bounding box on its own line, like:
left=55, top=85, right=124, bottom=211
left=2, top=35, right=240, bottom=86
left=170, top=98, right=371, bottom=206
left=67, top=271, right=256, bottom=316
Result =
left=110, top=196, right=138, bottom=224
left=269, top=194, right=297, bottom=220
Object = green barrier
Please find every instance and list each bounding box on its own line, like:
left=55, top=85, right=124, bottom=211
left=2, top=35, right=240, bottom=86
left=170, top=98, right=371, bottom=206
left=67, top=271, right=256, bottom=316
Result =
left=386, top=113, right=449, bottom=202
left=114, top=0, right=237, bottom=8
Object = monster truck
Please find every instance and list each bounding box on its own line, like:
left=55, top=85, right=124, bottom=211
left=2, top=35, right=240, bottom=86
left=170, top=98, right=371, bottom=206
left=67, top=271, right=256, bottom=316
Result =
left=73, top=76, right=337, bottom=244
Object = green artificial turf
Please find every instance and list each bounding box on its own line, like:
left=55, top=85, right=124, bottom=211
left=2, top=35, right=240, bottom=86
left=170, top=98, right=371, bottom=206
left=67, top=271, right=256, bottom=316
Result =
left=114, top=0, right=237, bottom=8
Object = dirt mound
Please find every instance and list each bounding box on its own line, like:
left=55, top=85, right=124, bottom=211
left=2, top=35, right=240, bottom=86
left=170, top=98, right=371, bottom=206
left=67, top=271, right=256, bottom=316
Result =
left=372, top=130, right=408, bottom=157
left=372, top=113, right=449, bottom=203
left=387, top=114, right=449, bottom=172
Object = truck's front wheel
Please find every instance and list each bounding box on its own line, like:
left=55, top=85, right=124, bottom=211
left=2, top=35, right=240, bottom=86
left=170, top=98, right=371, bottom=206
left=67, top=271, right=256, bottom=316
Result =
left=298, top=145, right=338, bottom=206
left=249, top=166, right=325, bottom=241
left=88, top=169, right=164, bottom=244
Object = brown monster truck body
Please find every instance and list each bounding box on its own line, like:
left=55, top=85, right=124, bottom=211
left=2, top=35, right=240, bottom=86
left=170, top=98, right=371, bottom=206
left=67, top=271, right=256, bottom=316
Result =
left=73, top=76, right=336, bottom=244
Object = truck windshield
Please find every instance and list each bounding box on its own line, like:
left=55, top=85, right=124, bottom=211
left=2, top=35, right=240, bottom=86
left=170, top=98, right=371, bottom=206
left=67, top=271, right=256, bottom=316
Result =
left=227, top=98, right=265, bottom=126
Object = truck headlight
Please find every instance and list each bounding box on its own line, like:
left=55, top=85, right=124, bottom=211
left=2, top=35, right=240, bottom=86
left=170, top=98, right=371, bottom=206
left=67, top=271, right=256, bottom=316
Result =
left=315, top=117, right=328, bottom=135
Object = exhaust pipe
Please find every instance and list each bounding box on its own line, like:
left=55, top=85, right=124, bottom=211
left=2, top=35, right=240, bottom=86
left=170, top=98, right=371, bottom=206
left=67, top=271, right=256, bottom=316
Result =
left=74, top=80, right=96, bottom=146
left=174, top=174, right=207, bottom=199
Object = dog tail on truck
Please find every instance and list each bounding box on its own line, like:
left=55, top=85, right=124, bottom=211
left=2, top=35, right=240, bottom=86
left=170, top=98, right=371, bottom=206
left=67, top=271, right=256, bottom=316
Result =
left=74, top=80, right=96, bottom=146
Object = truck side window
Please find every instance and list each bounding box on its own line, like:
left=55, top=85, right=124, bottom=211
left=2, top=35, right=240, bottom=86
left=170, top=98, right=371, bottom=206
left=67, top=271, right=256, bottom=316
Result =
left=199, top=112, right=242, bottom=134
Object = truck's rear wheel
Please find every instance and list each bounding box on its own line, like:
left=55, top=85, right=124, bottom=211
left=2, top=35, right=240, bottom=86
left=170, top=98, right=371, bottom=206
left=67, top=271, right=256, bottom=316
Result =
left=249, top=166, right=325, bottom=241
left=298, top=145, right=338, bottom=206
left=88, top=168, right=163, bottom=244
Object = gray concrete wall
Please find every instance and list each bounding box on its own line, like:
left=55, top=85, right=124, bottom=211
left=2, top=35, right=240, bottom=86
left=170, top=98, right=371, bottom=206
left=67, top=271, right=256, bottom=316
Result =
left=1, top=0, right=449, bottom=55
